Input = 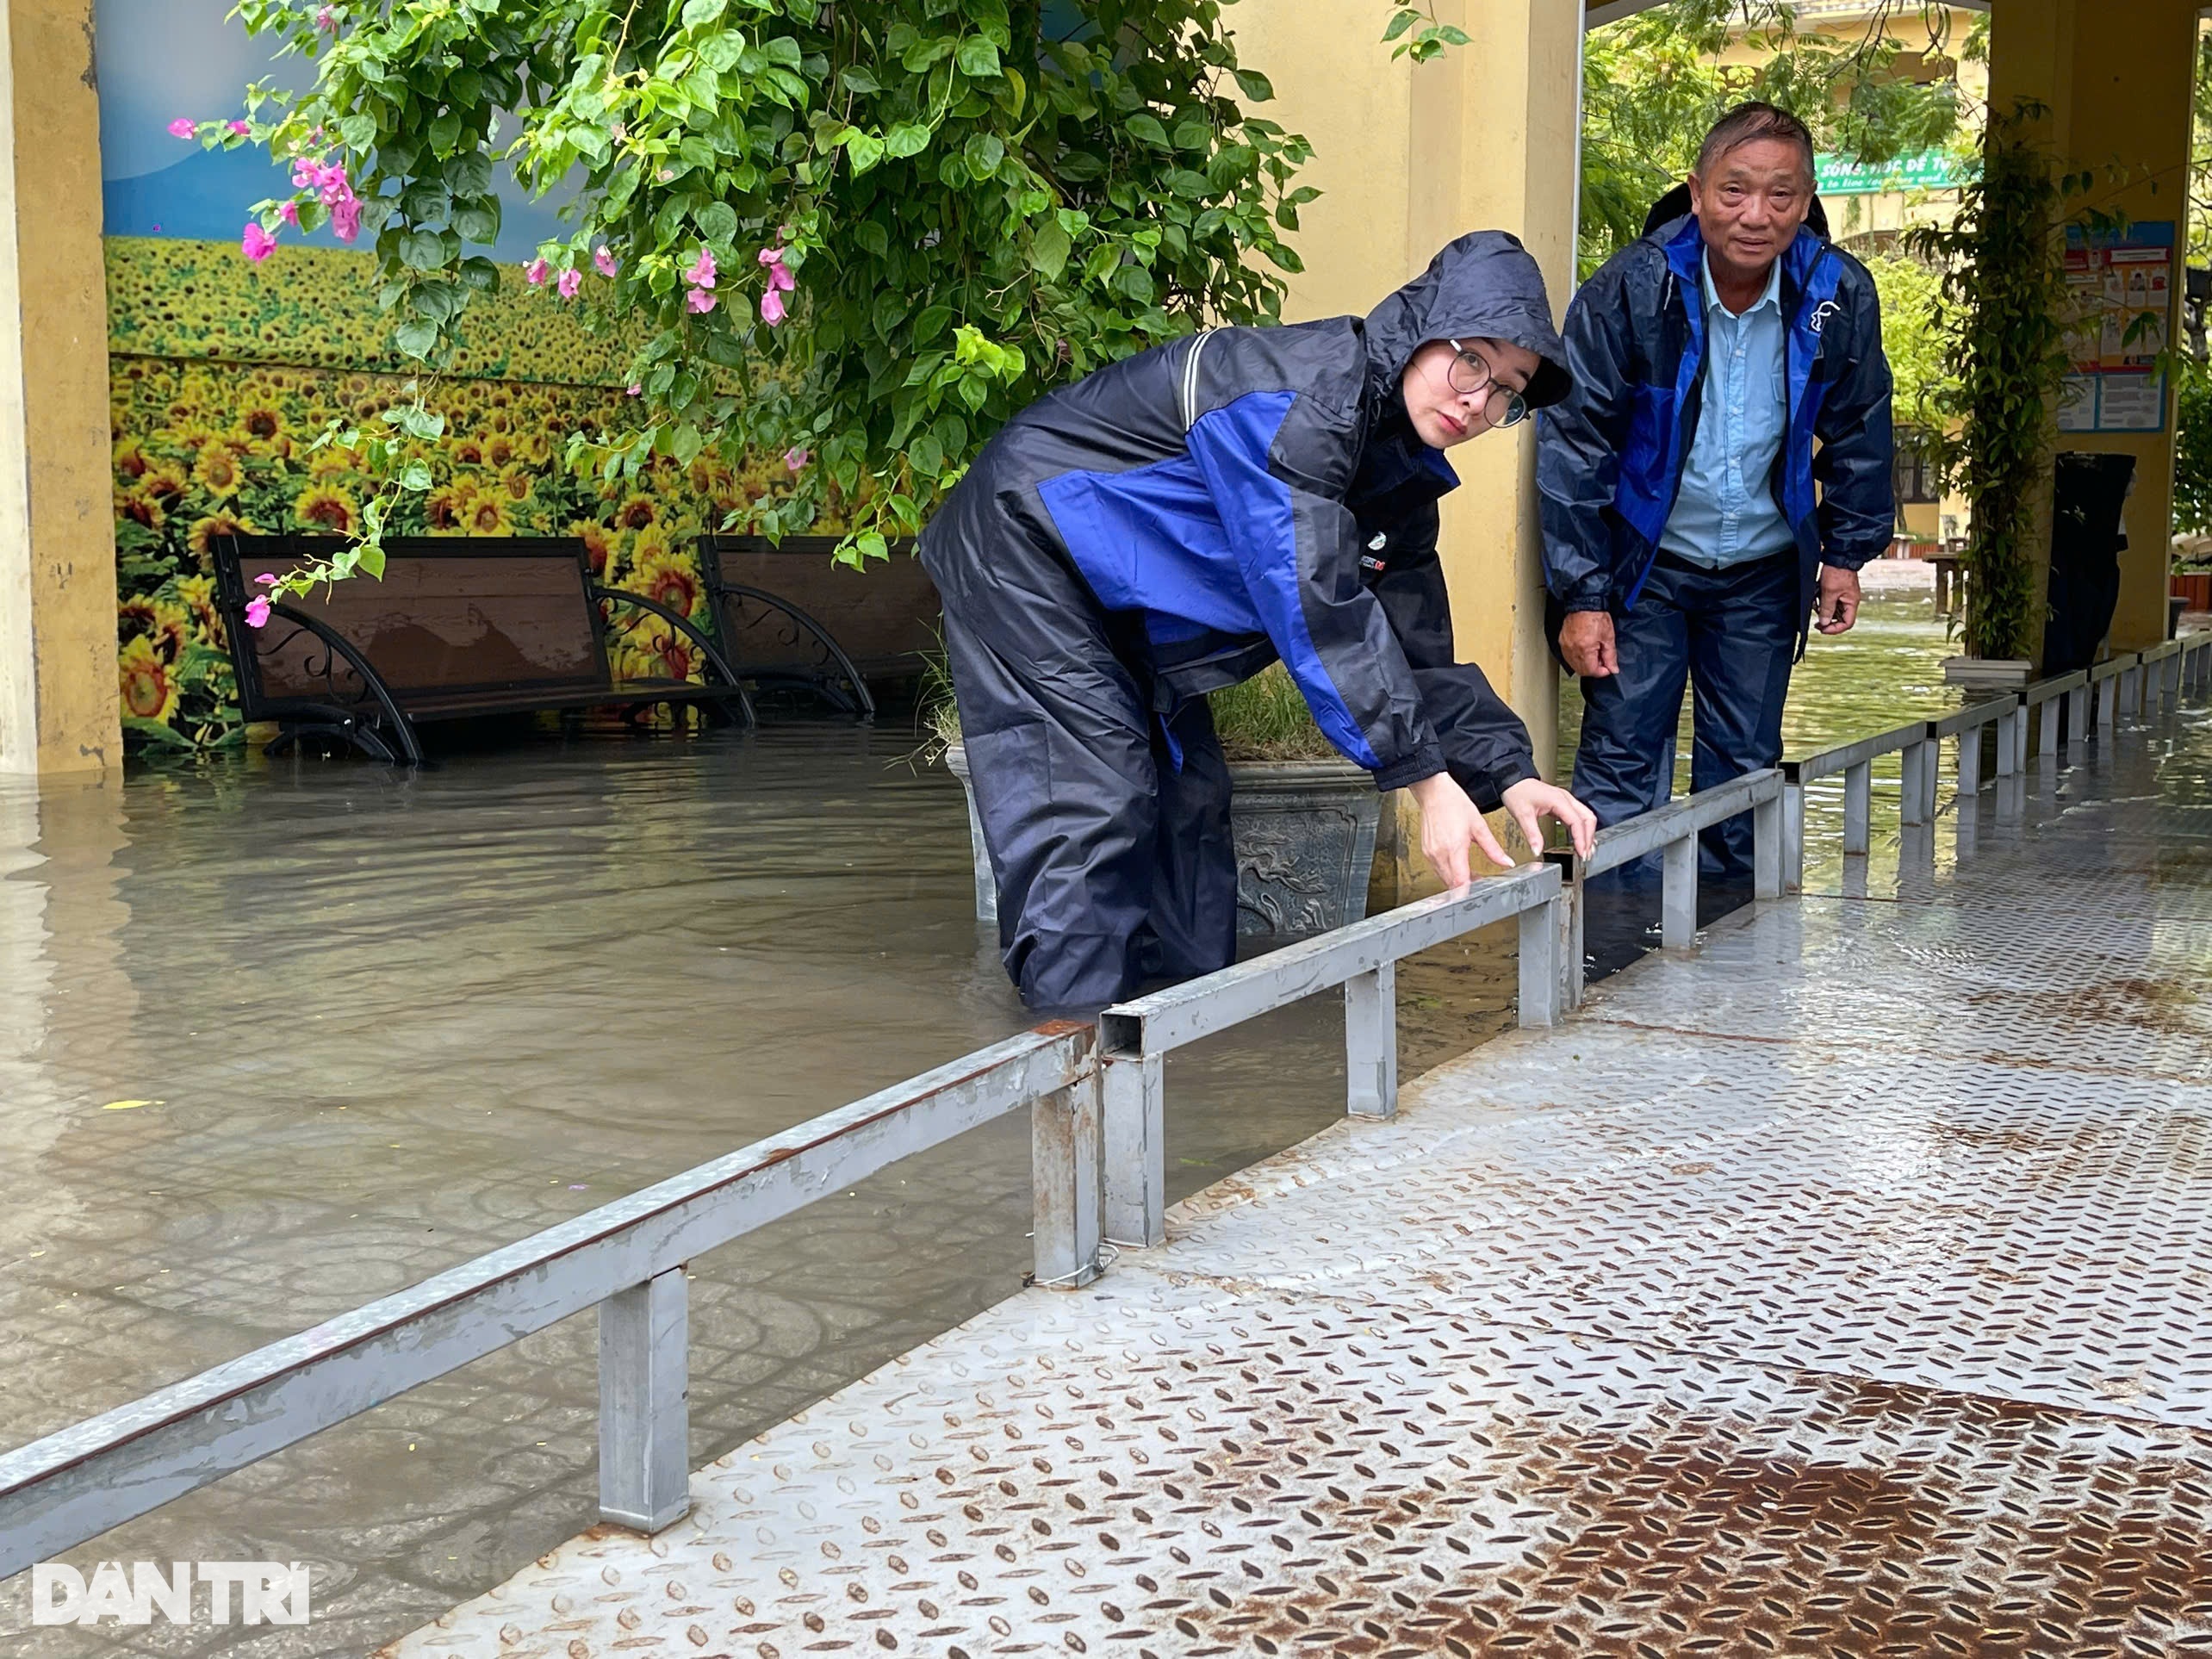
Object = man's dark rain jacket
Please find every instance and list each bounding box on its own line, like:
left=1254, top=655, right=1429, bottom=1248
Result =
left=1537, top=213, right=1894, bottom=645
left=924, top=231, right=1574, bottom=809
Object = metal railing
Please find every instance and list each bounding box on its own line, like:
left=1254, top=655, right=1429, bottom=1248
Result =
left=0, top=1027, right=1097, bottom=1576
left=6, top=631, right=2207, bottom=1579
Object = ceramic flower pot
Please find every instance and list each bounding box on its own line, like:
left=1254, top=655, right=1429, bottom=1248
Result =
left=944, top=743, right=1380, bottom=937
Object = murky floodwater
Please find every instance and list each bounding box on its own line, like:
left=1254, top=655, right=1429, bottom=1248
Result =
left=0, top=584, right=1956, bottom=1656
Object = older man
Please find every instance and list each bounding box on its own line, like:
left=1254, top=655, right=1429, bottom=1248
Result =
left=1539, top=103, right=1893, bottom=916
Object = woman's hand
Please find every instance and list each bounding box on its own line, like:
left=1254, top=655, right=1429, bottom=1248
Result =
left=1409, top=773, right=1600, bottom=889
left=1407, top=773, right=1512, bottom=888
left=1501, top=778, right=1598, bottom=861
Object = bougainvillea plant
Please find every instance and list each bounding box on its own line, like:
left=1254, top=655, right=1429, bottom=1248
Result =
left=176, top=0, right=1376, bottom=608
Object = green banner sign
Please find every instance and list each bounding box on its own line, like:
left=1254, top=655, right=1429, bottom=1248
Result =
left=1815, top=151, right=1966, bottom=196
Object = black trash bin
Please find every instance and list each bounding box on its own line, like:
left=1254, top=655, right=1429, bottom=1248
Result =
left=2041, top=450, right=2135, bottom=677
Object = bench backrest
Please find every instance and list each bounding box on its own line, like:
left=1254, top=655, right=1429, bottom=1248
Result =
left=699, top=536, right=939, bottom=676
left=222, top=537, right=610, bottom=709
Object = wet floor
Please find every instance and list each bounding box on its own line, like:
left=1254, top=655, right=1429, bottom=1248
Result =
left=1, top=586, right=1957, bottom=1655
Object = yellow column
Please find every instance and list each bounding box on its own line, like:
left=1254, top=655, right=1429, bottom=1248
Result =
left=0, top=0, right=120, bottom=775
left=1230, top=0, right=1581, bottom=775
left=1990, top=0, right=2197, bottom=657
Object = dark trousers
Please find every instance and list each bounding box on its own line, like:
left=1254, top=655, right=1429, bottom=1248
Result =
left=1572, top=550, right=1800, bottom=956
left=929, top=542, right=1238, bottom=1015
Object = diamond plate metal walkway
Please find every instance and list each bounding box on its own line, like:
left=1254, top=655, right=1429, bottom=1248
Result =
left=388, top=712, right=2212, bottom=1659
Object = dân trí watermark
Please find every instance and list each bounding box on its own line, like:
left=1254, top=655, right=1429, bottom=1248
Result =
left=31, top=1562, right=310, bottom=1626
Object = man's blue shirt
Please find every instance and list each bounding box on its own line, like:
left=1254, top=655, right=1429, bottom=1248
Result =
left=1659, top=249, right=1793, bottom=569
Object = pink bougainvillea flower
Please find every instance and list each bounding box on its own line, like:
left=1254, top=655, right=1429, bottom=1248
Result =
left=227, top=120, right=252, bottom=137
left=784, top=446, right=810, bottom=473
left=168, top=118, right=197, bottom=140
left=757, top=246, right=796, bottom=289
left=626, top=382, right=643, bottom=396
left=557, top=267, right=583, bottom=300
left=593, top=245, right=618, bottom=277
left=315, top=6, right=339, bottom=30
left=279, top=201, right=301, bottom=227
left=253, top=572, right=281, bottom=586
left=242, top=221, right=277, bottom=263
left=329, top=194, right=361, bottom=242
left=525, top=257, right=550, bottom=286
left=686, top=286, right=717, bottom=314
left=683, top=246, right=717, bottom=289
left=761, top=286, right=786, bottom=326
left=244, top=596, right=273, bottom=628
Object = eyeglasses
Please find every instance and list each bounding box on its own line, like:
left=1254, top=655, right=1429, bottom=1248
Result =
left=1444, top=340, right=1529, bottom=430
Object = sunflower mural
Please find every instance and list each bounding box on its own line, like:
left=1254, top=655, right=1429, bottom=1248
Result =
left=107, top=235, right=835, bottom=750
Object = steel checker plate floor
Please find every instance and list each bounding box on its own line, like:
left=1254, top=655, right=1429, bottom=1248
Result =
left=388, top=712, right=2212, bottom=1658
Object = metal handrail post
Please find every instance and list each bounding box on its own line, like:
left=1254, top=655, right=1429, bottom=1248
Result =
left=1661, top=833, right=1698, bottom=948
left=1992, top=707, right=2017, bottom=778
left=598, top=1268, right=691, bottom=1532
left=2124, top=661, right=2144, bottom=718
left=1345, top=962, right=1399, bottom=1116
left=1030, top=1066, right=1103, bottom=1289
left=1899, top=738, right=1928, bottom=826
left=2066, top=684, right=2090, bottom=751
left=1753, top=787, right=1783, bottom=900
left=1779, top=765, right=1806, bottom=892
left=1842, top=759, right=1872, bottom=856
left=1517, top=897, right=1561, bottom=1028
left=1544, top=849, right=1586, bottom=1013
left=2165, top=646, right=2185, bottom=708
left=1956, top=724, right=1980, bottom=798
left=1100, top=1051, right=1165, bottom=1249
left=2099, top=670, right=2121, bottom=734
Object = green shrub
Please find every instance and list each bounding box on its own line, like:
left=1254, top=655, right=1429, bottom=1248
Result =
left=2175, top=363, right=2212, bottom=538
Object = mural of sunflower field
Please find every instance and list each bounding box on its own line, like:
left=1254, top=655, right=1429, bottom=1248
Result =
left=108, top=236, right=832, bottom=750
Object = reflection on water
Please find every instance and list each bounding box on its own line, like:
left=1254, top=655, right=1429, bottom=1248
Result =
left=0, top=589, right=1956, bottom=1652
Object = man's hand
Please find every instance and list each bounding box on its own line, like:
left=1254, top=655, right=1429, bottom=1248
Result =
left=1501, top=777, right=1598, bottom=861
left=1558, top=610, right=1619, bottom=677
left=1816, top=564, right=1861, bottom=636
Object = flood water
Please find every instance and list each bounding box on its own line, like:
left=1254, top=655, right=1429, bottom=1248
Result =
left=0, top=585, right=1955, bottom=1656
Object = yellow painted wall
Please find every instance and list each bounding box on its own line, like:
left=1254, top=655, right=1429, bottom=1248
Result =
left=1991, top=0, right=2197, bottom=655
left=1230, top=0, right=1582, bottom=782
left=0, top=0, right=121, bottom=774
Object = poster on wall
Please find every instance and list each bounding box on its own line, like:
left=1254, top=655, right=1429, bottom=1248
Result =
left=2059, top=221, right=2175, bottom=435
left=95, top=0, right=565, bottom=260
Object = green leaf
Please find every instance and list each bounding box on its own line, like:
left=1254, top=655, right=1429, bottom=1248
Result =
left=427, top=109, right=462, bottom=156
left=964, top=133, right=1004, bottom=177
left=337, top=114, right=378, bottom=149
left=394, top=317, right=440, bottom=359
left=1126, top=113, right=1170, bottom=148
left=398, top=231, right=447, bottom=271
left=840, top=65, right=882, bottom=95
left=451, top=199, right=500, bottom=242
left=845, top=131, right=885, bottom=174
left=695, top=201, right=737, bottom=244
left=884, top=121, right=932, bottom=158
left=854, top=220, right=890, bottom=258
left=1382, top=11, right=1419, bottom=43
left=681, top=0, right=726, bottom=25
left=398, top=461, right=434, bottom=491
left=357, top=544, right=388, bottom=579
left=1029, top=218, right=1071, bottom=278
left=913, top=303, right=953, bottom=345
left=1232, top=67, right=1275, bottom=100
left=955, top=36, right=1001, bottom=78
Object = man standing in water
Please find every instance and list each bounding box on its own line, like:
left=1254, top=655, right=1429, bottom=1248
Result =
left=1539, top=103, right=1894, bottom=935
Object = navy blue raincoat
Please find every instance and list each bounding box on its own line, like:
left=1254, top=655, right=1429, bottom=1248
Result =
left=923, top=232, right=1573, bottom=1012
left=1537, top=214, right=1894, bottom=643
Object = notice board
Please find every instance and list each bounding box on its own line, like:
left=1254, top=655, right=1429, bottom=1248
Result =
left=2060, top=221, right=2175, bottom=435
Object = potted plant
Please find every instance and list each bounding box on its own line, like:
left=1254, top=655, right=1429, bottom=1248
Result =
left=940, top=664, right=1379, bottom=937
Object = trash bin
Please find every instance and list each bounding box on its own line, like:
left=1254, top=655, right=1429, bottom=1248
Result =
left=2042, top=450, right=2134, bottom=676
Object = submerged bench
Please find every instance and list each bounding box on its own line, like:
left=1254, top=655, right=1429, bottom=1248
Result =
left=216, top=536, right=752, bottom=764
left=698, top=535, right=941, bottom=719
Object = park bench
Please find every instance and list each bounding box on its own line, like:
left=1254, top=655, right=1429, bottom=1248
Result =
left=215, top=536, right=752, bottom=764
left=698, top=535, right=941, bottom=720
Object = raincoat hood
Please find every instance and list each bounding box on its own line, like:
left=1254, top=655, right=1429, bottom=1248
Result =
left=1363, top=230, right=1572, bottom=414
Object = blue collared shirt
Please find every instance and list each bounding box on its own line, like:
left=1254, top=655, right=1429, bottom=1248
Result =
left=1660, top=250, right=1794, bottom=569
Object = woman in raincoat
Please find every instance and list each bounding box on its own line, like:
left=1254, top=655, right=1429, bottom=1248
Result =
left=923, top=231, right=1597, bottom=1012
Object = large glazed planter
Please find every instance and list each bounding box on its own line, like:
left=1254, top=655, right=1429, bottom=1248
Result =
left=945, top=743, right=1381, bottom=937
